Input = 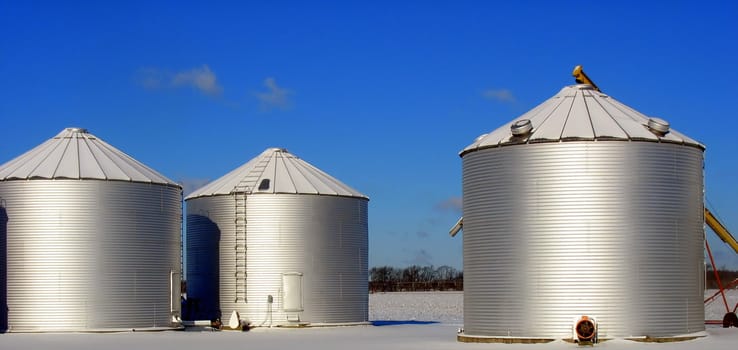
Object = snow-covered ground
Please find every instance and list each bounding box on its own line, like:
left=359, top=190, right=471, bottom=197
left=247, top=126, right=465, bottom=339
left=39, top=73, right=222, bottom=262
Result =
left=370, top=291, right=463, bottom=324
left=705, top=289, right=738, bottom=321
left=2, top=290, right=736, bottom=349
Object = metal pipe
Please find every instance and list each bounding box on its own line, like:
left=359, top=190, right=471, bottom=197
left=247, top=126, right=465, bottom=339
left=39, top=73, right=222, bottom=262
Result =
left=705, top=239, right=730, bottom=312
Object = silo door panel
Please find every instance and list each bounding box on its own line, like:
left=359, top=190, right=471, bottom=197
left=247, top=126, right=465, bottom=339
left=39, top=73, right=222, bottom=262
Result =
left=282, top=272, right=303, bottom=312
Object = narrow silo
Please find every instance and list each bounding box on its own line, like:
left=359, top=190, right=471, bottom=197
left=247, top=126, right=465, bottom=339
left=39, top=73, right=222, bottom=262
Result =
left=185, top=148, right=368, bottom=326
left=459, top=83, right=705, bottom=341
left=0, top=127, right=182, bottom=332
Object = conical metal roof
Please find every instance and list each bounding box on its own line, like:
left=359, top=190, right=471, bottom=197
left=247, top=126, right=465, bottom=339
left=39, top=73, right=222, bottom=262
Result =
left=186, top=147, right=368, bottom=200
left=0, top=127, right=179, bottom=186
left=461, top=84, right=704, bottom=156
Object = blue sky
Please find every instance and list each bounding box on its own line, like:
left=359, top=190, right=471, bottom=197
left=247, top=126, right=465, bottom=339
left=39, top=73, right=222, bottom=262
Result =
left=2, top=1, right=737, bottom=269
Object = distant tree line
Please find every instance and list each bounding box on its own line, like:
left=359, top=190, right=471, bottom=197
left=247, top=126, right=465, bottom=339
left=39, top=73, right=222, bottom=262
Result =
left=368, top=266, right=738, bottom=292
left=369, top=265, right=463, bottom=292
left=705, top=268, right=738, bottom=290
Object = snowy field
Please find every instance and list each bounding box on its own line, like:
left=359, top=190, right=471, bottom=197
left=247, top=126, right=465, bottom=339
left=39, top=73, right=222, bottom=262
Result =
left=2, top=290, right=736, bottom=350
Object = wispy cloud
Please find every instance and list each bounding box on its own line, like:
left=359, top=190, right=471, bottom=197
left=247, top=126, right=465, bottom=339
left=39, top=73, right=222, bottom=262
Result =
left=172, top=65, right=223, bottom=96
left=178, top=177, right=212, bottom=197
left=404, top=249, right=433, bottom=266
left=136, top=65, right=223, bottom=96
left=255, top=77, right=292, bottom=110
left=434, top=196, right=462, bottom=214
left=482, top=88, right=515, bottom=103
left=136, top=67, right=165, bottom=89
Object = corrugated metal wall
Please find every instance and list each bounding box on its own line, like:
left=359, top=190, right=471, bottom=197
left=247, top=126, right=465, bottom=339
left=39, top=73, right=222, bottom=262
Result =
left=185, top=196, right=225, bottom=320
left=0, top=180, right=182, bottom=332
left=186, top=193, right=368, bottom=325
left=462, top=141, right=704, bottom=339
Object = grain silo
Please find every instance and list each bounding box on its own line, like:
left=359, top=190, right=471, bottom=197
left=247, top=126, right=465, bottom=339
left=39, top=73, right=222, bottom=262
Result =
left=185, top=147, right=368, bottom=326
left=458, top=77, right=705, bottom=341
left=0, top=127, right=182, bottom=332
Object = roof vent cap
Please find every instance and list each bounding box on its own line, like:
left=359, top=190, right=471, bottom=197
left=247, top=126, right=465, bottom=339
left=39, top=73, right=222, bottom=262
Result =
left=647, top=117, right=670, bottom=136
left=511, top=119, right=533, bottom=136
left=474, top=133, right=488, bottom=143
left=65, top=127, right=88, bottom=133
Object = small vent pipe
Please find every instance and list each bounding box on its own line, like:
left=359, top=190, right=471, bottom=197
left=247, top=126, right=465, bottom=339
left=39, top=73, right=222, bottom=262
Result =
left=647, top=117, right=670, bottom=136
left=511, top=119, right=533, bottom=136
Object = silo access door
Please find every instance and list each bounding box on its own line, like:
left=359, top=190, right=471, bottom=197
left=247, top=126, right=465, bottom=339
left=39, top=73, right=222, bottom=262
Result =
left=282, top=272, right=304, bottom=314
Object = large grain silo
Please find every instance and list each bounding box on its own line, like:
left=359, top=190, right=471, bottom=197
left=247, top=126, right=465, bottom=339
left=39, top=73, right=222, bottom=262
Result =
left=458, top=82, right=705, bottom=341
left=185, top=147, right=368, bottom=326
left=0, top=127, right=182, bottom=332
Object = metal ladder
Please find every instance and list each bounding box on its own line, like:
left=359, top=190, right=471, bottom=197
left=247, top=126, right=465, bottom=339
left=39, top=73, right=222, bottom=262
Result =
left=234, top=186, right=248, bottom=303
left=233, top=155, right=272, bottom=303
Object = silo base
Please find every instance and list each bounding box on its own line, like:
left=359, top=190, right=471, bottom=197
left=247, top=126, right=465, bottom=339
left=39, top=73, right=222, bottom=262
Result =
left=458, top=332, right=705, bottom=344
left=7, top=325, right=185, bottom=333
left=625, top=331, right=706, bottom=343
left=457, top=332, right=555, bottom=344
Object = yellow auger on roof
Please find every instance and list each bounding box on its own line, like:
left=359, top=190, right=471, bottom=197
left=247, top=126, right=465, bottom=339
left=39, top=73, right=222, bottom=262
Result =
left=572, top=65, right=601, bottom=92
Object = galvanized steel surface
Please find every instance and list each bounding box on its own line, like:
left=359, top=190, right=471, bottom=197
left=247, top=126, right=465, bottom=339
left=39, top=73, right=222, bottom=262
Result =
left=0, top=180, right=182, bottom=332
left=462, top=85, right=703, bottom=155
left=0, top=128, right=178, bottom=185
left=186, top=193, right=368, bottom=325
left=186, top=148, right=367, bottom=200
left=462, top=142, right=704, bottom=339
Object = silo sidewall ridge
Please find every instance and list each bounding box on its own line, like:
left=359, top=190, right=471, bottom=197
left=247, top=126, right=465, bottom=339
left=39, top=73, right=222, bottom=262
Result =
left=462, top=141, right=704, bottom=339
left=185, top=193, right=368, bottom=325
left=0, top=180, right=182, bottom=332
left=185, top=196, right=226, bottom=321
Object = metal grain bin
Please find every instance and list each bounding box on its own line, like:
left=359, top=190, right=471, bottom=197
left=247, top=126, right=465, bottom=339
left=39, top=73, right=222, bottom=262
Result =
left=459, top=85, right=705, bottom=340
left=0, top=128, right=182, bottom=332
left=185, top=148, right=368, bottom=326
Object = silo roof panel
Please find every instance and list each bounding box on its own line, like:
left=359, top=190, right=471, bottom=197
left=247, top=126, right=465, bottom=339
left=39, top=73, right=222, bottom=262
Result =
left=54, top=135, right=81, bottom=178
left=31, top=136, right=69, bottom=178
left=86, top=138, right=131, bottom=180
left=561, top=91, right=595, bottom=140
left=76, top=138, right=107, bottom=179
left=0, top=138, right=55, bottom=179
left=585, top=94, right=629, bottom=139
left=529, top=94, right=574, bottom=141
left=461, top=84, right=704, bottom=155
left=0, top=127, right=179, bottom=186
left=186, top=147, right=367, bottom=200
left=277, top=154, right=316, bottom=194
left=297, top=161, right=345, bottom=195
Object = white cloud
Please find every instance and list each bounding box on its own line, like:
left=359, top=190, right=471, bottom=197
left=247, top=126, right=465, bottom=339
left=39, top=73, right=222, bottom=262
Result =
left=171, top=65, right=223, bottom=96
left=482, top=88, right=516, bottom=103
left=136, top=67, right=165, bottom=89
left=255, top=77, right=292, bottom=110
left=178, top=177, right=212, bottom=197
left=434, top=196, right=462, bottom=214
left=136, top=65, right=223, bottom=96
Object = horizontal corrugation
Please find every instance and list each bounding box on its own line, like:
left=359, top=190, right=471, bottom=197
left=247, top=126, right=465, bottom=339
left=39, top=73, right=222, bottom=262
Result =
left=462, top=141, right=704, bottom=339
left=185, top=196, right=228, bottom=319
left=0, top=180, right=182, bottom=332
left=186, top=194, right=368, bottom=325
